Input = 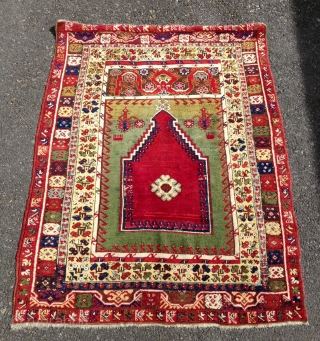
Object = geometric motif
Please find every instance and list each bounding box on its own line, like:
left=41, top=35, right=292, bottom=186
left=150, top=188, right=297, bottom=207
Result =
left=151, top=174, right=182, bottom=202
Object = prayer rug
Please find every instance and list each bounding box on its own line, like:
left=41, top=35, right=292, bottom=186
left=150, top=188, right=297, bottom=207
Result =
left=12, top=21, right=308, bottom=328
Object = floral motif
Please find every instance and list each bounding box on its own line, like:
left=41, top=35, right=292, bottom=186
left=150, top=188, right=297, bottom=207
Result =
left=173, top=81, right=186, bottom=91
left=179, top=67, right=190, bottom=76
left=196, top=86, right=209, bottom=94
left=139, top=69, right=149, bottom=76
left=184, top=119, right=194, bottom=128
left=144, top=82, right=156, bottom=92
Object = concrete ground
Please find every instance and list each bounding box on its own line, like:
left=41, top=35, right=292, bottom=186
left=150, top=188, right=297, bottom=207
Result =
left=1, top=0, right=319, bottom=340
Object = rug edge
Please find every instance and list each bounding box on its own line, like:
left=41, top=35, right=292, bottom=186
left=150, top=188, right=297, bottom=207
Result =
left=55, top=20, right=267, bottom=35
left=11, top=321, right=309, bottom=330
left=12, top=57, right=59, bottom=323
left=258, top=26, right=309, bottom=321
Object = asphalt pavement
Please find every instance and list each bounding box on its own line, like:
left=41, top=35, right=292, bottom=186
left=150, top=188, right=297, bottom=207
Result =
left=0, top=0, right=319, bottom=340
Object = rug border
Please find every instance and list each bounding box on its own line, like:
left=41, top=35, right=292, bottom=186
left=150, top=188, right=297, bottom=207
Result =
left=13, top=58, right=57, bottom=321
left=257, top=21, right=308, bottom=324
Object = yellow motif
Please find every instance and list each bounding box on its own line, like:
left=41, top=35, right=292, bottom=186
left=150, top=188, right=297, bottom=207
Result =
left=265, top=222, right=281, bottom=235
left=48, top=175, right=66, bottom=188
left=69, top=44, right=82, bottom=53
left=103, top=290, right=134, bottom=306
left=37, top=146, right=48, bottom=156
left=256, top=148, right=272, bottom=161
left=232, top=292, right=257, bottom=310
left=58, top=106, right=73, bottom=117
left=39, top=247, right=57, bottom=261
left=247, top=84, right=262, bottom=94
left=61, top=86, right=76, bottom=96
left=242, top=41, right=255, bottom=50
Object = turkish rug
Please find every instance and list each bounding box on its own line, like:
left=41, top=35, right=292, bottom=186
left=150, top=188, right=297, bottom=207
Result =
left=13, top=21, right=307, bottom=328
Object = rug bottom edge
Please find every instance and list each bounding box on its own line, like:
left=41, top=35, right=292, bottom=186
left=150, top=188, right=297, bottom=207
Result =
left=11, top=321, right=309, bottom=330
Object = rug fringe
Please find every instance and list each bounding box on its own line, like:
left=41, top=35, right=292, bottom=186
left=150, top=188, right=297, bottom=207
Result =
left=11, top=321, right=309, bottom=330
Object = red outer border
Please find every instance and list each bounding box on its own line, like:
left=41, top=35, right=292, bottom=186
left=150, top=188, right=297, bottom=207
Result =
left=13, top=59, right=57, bottom=312
left=258, top=23, right=308, bottom=320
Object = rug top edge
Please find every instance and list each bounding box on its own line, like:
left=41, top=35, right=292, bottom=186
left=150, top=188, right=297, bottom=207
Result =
left=55, top=20, right=267, bottom=34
